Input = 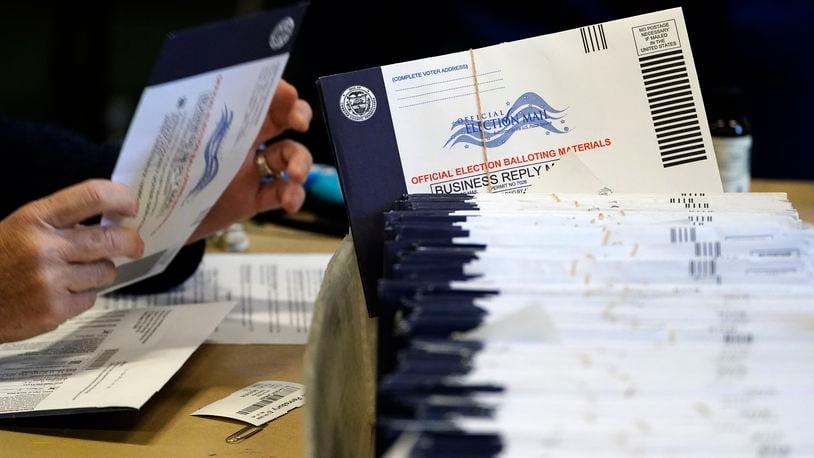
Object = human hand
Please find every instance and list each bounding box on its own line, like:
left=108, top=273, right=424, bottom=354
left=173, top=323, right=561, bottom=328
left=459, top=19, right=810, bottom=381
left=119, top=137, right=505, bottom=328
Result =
left=0, top=180, right=143, bottom=342
left=188, top=79, right=313, bottom=243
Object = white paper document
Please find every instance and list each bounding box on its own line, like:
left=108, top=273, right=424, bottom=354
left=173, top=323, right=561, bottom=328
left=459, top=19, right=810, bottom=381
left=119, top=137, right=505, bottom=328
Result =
left=381, top=192, right=814, bottom=457
left=319, top=7, right=726, bottom=315
left=379, top=8, right=721, bottom=194
left=100, top=7, right=307, bottom=292
left=0, top=302, right=233, bottom=417
left=97, top=253, right=332, bottom=344
left=192, top=380, right=304, bottom=426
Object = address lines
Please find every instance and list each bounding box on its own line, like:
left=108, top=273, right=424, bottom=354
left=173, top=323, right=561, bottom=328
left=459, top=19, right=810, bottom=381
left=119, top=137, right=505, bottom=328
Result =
left=396, top=70, right=504, bottom=109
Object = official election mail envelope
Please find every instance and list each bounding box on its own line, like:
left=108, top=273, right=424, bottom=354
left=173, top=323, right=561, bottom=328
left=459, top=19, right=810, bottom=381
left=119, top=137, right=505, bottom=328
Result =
left=318, top=8, right=721, bottom=314
left=102, top=4, right=307, bottom=292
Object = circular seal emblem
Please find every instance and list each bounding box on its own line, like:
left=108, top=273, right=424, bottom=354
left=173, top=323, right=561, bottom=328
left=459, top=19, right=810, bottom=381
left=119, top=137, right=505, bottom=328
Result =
left=340, top=85, right=377, bottom=122
left=269, top=17, right=295, bottom=50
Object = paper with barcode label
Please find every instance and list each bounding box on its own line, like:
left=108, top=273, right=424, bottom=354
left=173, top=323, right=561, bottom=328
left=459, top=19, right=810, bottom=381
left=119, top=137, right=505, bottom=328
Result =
left=0, top=301, right=234, bottom=417
left=379, top=7, right=721, bottom=194
left=192, top=380, right=304, bottom=426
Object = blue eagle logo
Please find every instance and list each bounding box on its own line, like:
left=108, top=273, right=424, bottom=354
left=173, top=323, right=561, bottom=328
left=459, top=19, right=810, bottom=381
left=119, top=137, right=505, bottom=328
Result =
left=444, top=92, right=569, bottom=149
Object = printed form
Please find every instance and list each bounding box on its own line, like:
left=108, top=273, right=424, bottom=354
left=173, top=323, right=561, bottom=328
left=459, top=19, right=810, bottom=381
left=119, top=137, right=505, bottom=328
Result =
left=97, top=253, right=332, bottom=344
left=100, top=6, right=307, bottom=292
left=0, top=302, right=233, bottom=417
left=379, top=8, right=722, bottom=194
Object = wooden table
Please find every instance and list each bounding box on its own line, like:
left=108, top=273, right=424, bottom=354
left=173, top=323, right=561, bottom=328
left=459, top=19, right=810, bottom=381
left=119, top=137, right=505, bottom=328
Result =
left=0, top=179, right=811, bottom=458
left=0, top=223, right=342, bottom=458
left=751, top=178, right=814, bottom=223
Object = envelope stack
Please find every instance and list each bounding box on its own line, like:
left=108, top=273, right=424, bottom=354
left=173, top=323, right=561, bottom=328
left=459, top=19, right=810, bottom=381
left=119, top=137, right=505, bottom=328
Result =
left=376, top=192, right=814, bottom=457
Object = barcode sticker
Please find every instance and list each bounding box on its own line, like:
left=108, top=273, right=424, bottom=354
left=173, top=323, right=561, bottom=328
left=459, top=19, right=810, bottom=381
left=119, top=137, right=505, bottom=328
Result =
left=670, top=227, right=697, bottom=243
left=191, top=380, right=304, bottom=426
left=580, top=24, right=608, bottom=53
left=237, top=385, right=299, bottom=415
left=633, top=19, right=707, bottom=168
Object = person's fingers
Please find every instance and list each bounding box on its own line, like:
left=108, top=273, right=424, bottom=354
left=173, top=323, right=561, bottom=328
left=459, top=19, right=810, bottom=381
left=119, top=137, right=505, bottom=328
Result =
left=66, top=260, right=117, bottom=293
left=267, top=80, right=299, bottom=134
left=261, top=139, right=313, bottom=184
left=288, top=99, right=312, bottom=133
left=258, top=81, right=312, bottom=141
left=257, top=179, right=306, bottom=214
left=32, top=180, right=138, bottom=229
left=61, top=225, right=144, bottom=261
left=64, top=290, right=99, bottom=319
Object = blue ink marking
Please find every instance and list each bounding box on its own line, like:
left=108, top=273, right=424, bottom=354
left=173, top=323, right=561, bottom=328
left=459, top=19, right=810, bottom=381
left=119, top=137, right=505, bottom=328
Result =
left=188, top=106, right=233, bottom=199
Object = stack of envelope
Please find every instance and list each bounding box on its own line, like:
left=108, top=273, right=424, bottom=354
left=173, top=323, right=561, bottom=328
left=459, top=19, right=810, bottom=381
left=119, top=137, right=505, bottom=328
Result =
left=377, top=192, right=814, bottom=457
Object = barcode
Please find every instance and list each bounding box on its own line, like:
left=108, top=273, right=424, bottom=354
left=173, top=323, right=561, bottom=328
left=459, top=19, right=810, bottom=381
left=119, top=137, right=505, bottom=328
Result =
left=688, top=215, right=713, bottom=226
left=689, top=259, right=717, bottom=278
left=669, top=195, right=706, bottom=205
left=684, top=202, right=710, bottom=209
left=237, top=385, right=299, bottom=416
left=86, top=349, right=118, bottom=370
left=695, top=242, right=721, bottom=257
left=670, top=227, right=697, bottom=243
left=580, top=24, right=607, bottom=53
left=639, top=49, right=706, bottom=168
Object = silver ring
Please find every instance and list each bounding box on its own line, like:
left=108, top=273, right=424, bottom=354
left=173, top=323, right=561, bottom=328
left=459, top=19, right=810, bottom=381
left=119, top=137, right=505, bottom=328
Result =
left=255, top=150, right=281, bottom=179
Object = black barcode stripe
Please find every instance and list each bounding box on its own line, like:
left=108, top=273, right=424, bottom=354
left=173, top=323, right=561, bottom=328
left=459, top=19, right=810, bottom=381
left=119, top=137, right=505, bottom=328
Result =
left=649, top=90, right=692, bottom=104
left=662, top=145, right=705, bottom=158
left=652, top=108, right=696, bottom=122
left=664, top=155, right=707, bottom=168
left=643, top=69, right=688, bottom=83
left=589, top=26, right=596, bottom=52
left=648, top=84, right=692, bottom=99
left=654, top=119, right=698, bottom=133
left=642, top=61, right=687, bottom=79
left=652, top=103, right=695, bottom=118
left=661, top=143, right=704, bottom=156
left=591, top=25, right=602, bottom=49
left=695, top=242, right=721, bottom=258
left=653, top=113, right=697, bottom=127
left=640, top=49, right=682, bottom=62
left=236, top=386, right=299, bottom=415
left=639, top=49, right=706, bottom=168
left=663, top=150, right=706, bottom=163
left=580, top=24, right=608, bottom=53
left=646, top=78, right=691, bottom=92
left=659, top=130, right=703, bottom=145
left=657, top=131, right=702, bottom=146
left=645, top=75, right=689, bottom=90
left=640, top=53, right=684, bottom=69
left=657, top=120, right=699, bottom=135
left=664, top=150, right=706, bottom=162
left=657, top=127, right=702, bottom=142
left=689, top=260, right=717, bottom=278
left=650, top=96, right=694, bottom=110
left=669, top=227, right=701, bottom=244
left=661, top=138, right=703, bottom=151
left=87, top=349, right=118, bottom=370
